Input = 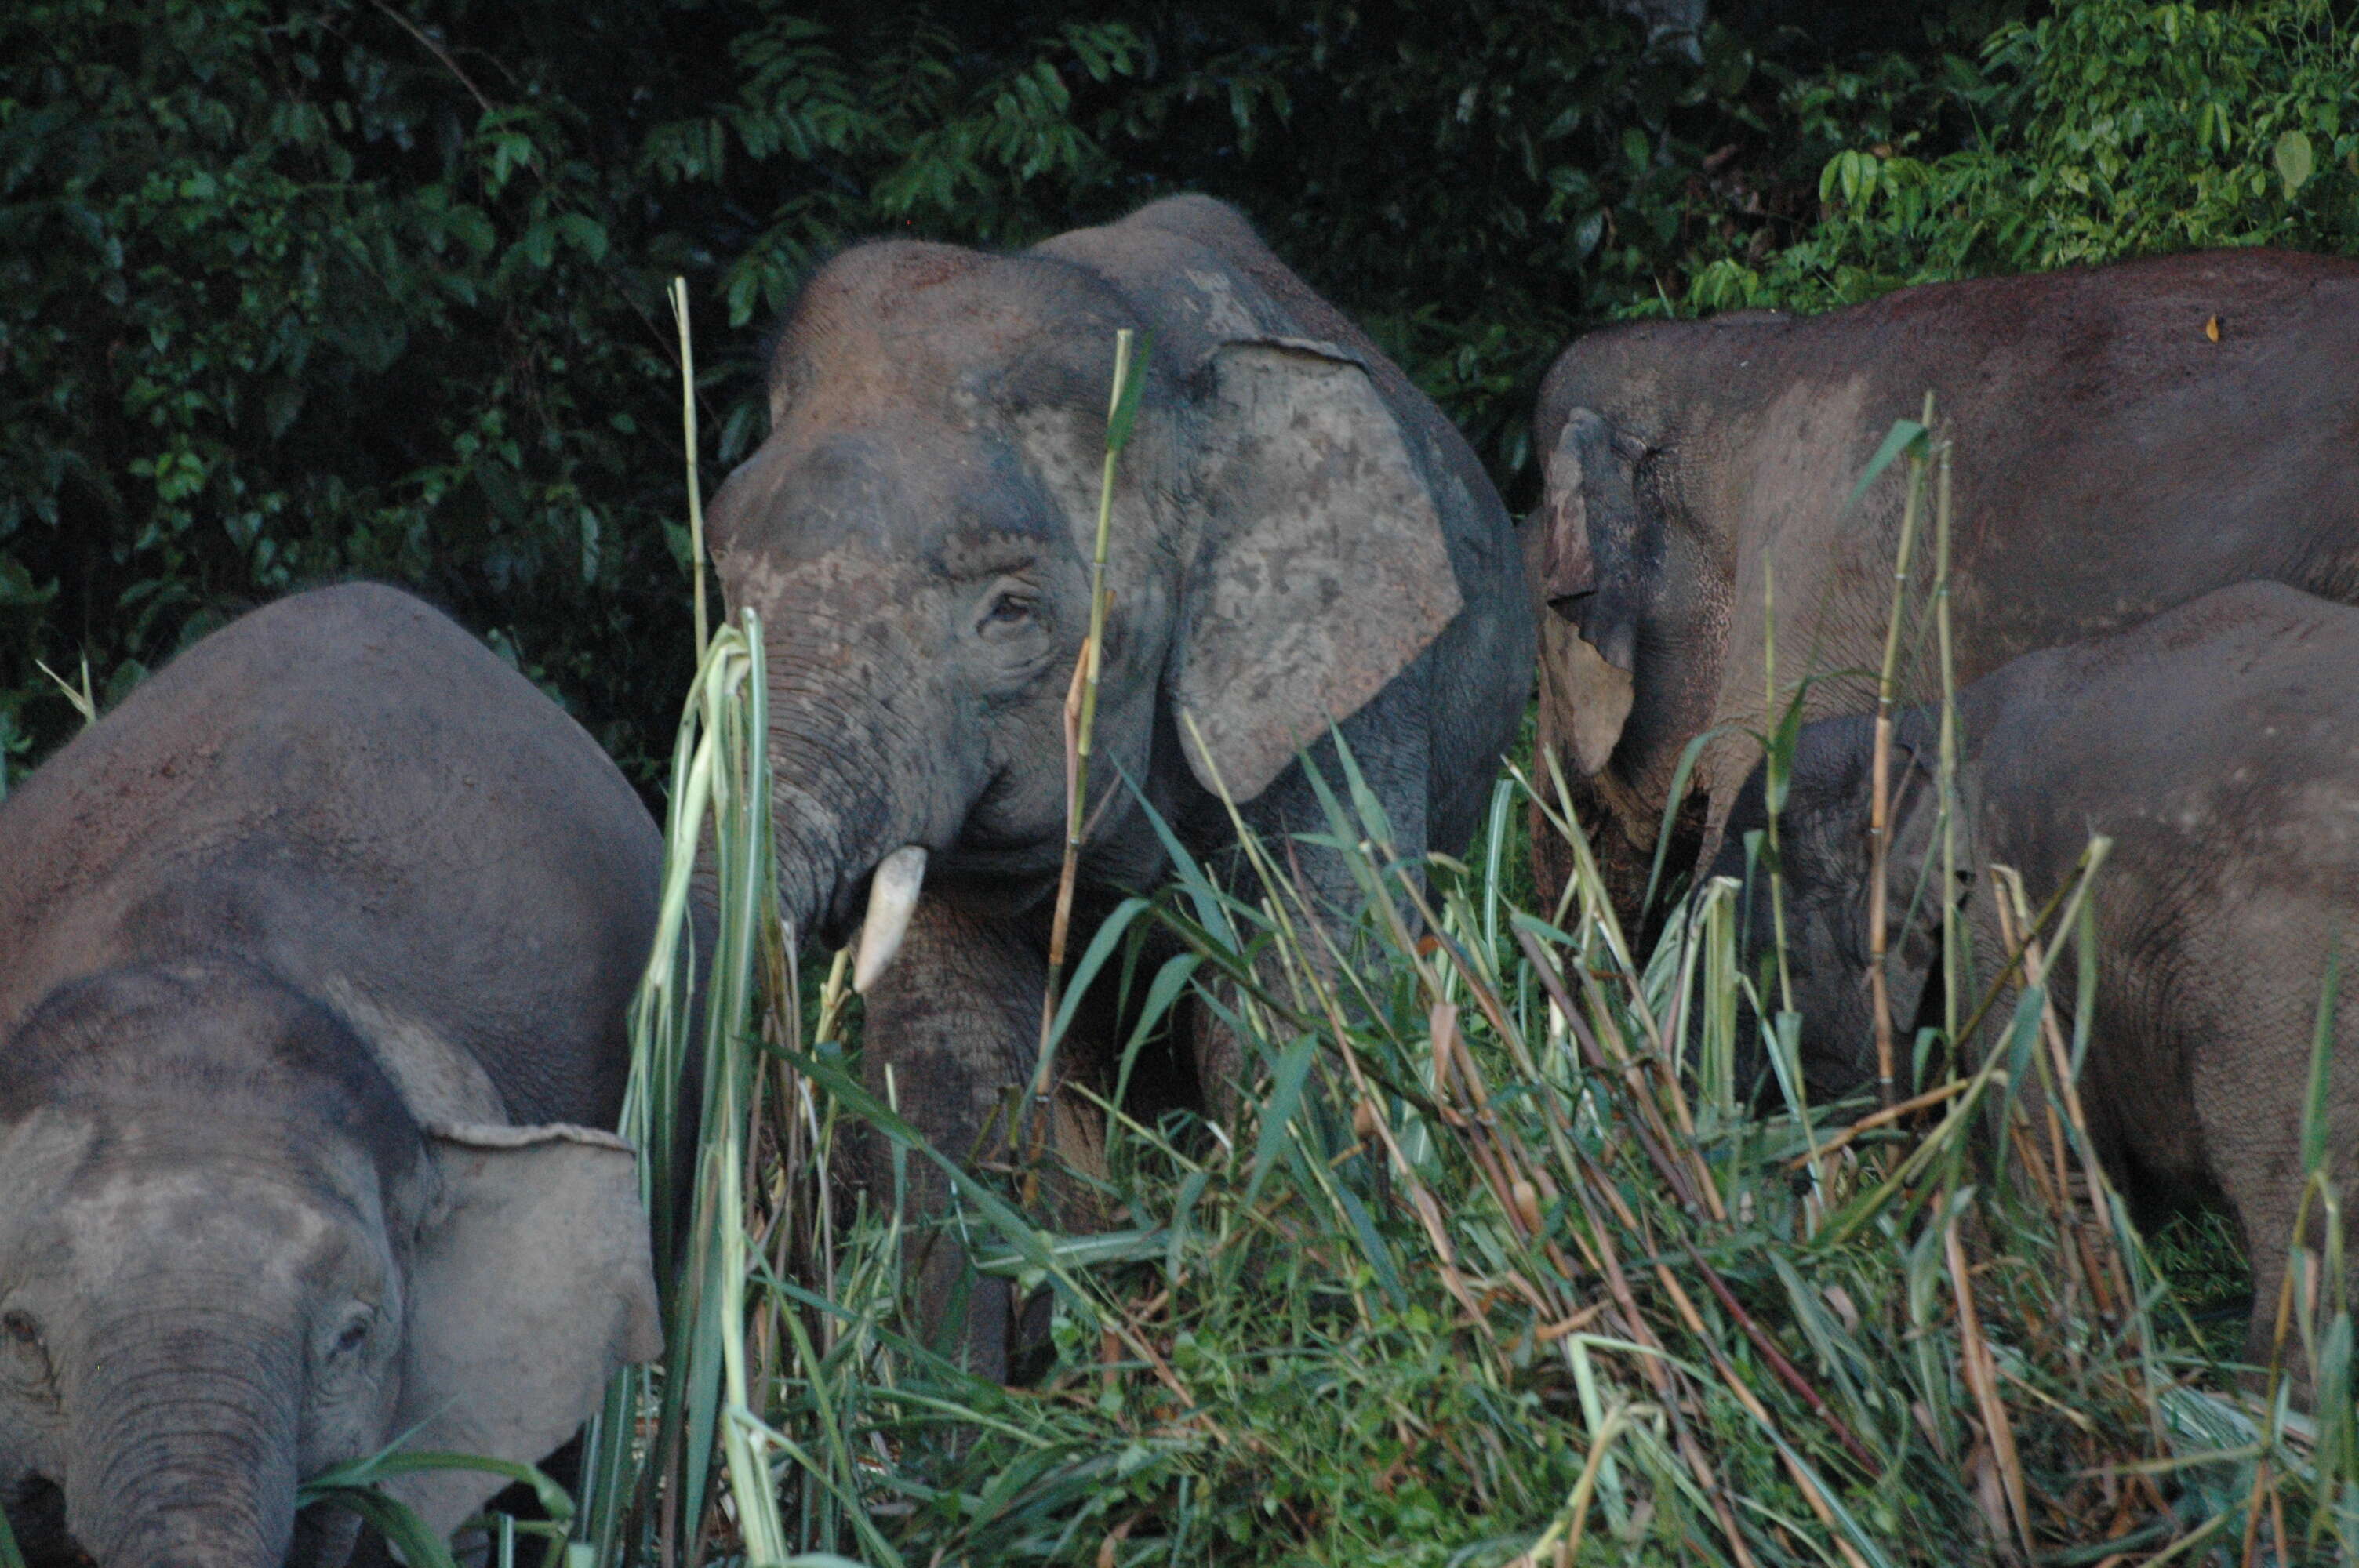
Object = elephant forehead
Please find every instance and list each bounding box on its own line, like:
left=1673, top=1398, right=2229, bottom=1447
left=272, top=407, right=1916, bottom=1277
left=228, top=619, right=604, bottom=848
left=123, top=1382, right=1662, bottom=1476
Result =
left=51, top=1134, right=387, bottom=1292
left=717, top=423, right=1067, bottom=564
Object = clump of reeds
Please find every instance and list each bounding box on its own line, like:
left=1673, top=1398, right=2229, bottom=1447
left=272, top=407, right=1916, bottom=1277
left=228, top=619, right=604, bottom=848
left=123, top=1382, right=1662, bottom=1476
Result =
left=556, top=332, right=2358, bottom=1566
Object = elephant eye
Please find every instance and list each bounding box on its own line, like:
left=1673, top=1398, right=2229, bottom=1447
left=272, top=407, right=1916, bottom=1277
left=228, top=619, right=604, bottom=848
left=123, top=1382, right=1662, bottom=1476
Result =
left=978, top=586, right=1041, bottom=637
left=0, top=1308, right=56, bottom=1401
left=322, top=1305, right=376, bottom=1365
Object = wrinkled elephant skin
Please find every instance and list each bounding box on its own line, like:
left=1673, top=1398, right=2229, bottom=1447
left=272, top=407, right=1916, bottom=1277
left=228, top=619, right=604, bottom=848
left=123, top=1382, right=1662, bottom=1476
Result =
left=1711, top=583, right=2359, bottom=1374
left=1528, top=250, right=2359, bottom=923
left=0, top=585, right=664, bottom=1568
left=705, top=194, right=1535, bottom=1377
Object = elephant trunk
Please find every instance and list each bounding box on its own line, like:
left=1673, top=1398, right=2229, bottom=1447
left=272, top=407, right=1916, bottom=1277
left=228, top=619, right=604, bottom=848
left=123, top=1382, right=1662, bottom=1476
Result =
left=759, top=626, right=971, bottom=955
left=67, top=1308, right=300, bottom=1568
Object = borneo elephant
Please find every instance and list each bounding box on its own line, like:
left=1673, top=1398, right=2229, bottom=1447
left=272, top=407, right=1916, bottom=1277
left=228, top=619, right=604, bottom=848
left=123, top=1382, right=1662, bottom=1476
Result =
left=1709, top=581, right=2359, bottom=1369
left=0, top=584, right=664, bottom=1568
left=1526, top=249, right=2359, bottom=929
left=703, top=193, right=1533, bottom=1377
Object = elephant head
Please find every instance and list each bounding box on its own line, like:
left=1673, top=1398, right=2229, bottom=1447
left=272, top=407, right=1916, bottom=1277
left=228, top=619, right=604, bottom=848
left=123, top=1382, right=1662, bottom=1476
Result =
left=704, top=199, right=1463, bottom=967
left=0, top=964, right=660, bottom=1568
left=1525, top=314, right=1794, bottom=920
left=1705, top=717, right=1971, bottom=1100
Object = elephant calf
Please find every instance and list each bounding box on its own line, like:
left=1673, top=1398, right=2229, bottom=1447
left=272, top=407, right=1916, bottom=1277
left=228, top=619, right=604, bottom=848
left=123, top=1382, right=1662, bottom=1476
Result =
left=1711, top=582, right=2359, bottom=1368
left=0, top=584, right=663, bottom=1568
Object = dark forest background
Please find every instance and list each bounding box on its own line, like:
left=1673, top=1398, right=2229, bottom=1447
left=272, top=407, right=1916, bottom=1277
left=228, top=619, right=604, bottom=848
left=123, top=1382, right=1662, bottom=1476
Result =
left=5, top=0, right=2354, bottom=790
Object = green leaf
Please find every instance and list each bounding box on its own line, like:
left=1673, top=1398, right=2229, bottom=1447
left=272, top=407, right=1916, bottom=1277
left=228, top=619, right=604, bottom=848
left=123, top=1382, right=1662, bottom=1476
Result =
left=2274, top=128, right=2314, bottom=195
left=1844, top=418, right=1929, bottom=517
left=1104, top=330, right=1154, bottom=455
left=2303, top=946, right=2340, bottom=1178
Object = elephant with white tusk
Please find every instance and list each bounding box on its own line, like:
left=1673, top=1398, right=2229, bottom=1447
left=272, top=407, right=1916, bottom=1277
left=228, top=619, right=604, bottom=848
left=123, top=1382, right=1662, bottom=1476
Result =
left=0, top=583, right=664, bottom=1568
left=704, top=194, right=1535, bottom=1379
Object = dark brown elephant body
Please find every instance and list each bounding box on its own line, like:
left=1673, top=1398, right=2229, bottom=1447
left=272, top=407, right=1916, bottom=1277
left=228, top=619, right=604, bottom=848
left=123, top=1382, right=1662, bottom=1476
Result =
left=1528, top=249, right=2359, bottom=920
left=1712, top=583, right=2359, bottom=1369
left=0, top=585, right=663, bottom=1568
left=706, top=194, right=1533, bottom=1376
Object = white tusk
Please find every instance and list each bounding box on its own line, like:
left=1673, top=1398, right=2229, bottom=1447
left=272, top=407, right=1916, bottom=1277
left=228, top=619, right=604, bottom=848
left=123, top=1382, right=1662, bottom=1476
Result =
left=852, top=845, right=928, bottom=993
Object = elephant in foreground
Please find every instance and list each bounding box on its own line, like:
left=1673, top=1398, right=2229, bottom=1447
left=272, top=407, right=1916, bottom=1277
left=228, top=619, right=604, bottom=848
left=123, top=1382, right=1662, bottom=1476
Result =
left=0, top=584, right=664, bottom=1568
left=706, top=194, right=1533, bottom=1376
left=1710, top=582, right=2359, bottom=1367
left=1526, top=249, right=2359, bottom=925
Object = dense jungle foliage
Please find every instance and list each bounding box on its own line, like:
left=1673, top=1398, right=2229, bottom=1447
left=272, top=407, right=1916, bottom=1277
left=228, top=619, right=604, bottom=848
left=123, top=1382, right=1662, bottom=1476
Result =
left=3, top=0, right=2357, bottom=790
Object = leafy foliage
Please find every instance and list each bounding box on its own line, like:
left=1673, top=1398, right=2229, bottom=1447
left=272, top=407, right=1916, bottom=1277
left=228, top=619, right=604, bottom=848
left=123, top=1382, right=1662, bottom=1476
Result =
left=1690, top=0, right=2359, bottom=310
left=0, top=0, right=1958, bottom=788
left=5, top=0, right=2355, bottom=791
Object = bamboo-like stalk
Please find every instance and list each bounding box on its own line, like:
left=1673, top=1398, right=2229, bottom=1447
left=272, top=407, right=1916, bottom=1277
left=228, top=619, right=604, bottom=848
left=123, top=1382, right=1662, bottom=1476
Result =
left=1761, top=558, right=1794, bottom=1014
left=1865, top=395, right=1933, bottom=1110
left=1034, top=327, right=1140, bottom=1099
left=1933, top=431, right=1960, bottom=1051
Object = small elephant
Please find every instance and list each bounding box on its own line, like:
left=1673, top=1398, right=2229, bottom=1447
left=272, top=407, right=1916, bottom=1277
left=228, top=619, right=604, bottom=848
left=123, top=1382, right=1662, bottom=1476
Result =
left=0, top=584, right=665, bottom=1568
left=705, top=194, right=1534, bottom=1375
left=1527, top=249, right=2359, bottom=925
left=1710, top=581, right=2359, bottom=1367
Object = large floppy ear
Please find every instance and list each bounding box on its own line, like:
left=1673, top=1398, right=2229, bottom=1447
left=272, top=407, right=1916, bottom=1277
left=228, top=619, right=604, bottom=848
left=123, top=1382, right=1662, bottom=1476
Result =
left=386, top=1123, right=663, bottom=1542
left=1532, top=407, right=1649, bottom=775
left=1171, top=336, right=1463, bottom=802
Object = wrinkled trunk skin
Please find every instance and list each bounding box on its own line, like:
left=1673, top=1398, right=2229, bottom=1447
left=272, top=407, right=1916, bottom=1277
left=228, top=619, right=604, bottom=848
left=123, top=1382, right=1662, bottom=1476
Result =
left=758, top=608, right=966, bottom=946
left=67, top=1314, right=299, bottom=1568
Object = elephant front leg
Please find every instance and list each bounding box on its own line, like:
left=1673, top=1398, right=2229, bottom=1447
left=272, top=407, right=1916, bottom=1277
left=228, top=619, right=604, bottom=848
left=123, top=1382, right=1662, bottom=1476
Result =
left=855, top=892, right=1106, bottom=1382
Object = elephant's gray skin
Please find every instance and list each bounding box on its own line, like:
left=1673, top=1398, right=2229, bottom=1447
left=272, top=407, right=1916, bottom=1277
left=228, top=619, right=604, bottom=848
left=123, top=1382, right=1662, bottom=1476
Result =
left=0, top=584, right=664, bottom=1568
left=705, top=194, right=1533, bottom=1377
left=1709, top=581, right=2359, bottom=1369
left=1527, top=249, right=2359, bottom=927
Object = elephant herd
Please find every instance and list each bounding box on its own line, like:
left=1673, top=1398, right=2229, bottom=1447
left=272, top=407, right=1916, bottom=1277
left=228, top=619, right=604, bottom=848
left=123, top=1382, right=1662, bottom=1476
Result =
left=0, top=192, right=2354, bottom=1566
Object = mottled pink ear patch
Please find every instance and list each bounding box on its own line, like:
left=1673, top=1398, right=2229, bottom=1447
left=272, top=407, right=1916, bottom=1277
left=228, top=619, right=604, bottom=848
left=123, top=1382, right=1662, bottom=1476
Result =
left=1172, top=337, right=1462, bottom=804
left=1538, top=408, right=1619, bottom=604
left=1538, top=477, right=1599, bottom=601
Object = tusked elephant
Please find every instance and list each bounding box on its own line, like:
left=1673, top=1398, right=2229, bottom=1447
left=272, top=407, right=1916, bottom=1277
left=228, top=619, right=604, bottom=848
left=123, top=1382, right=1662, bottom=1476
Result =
left=704, top=193, right=1534, bottom=1377
left=0, top=584, right=664, bottom=1568
left=1709, top=582, right=2359, bottom=1370
left=1525, top=249, right=2359, bottom=929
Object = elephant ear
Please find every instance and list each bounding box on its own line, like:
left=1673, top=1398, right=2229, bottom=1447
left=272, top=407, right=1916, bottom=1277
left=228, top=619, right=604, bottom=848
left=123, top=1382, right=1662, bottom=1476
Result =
left=387, top=1122, right=662, bottom=1542
left=1172, top=336, right=1463, bottom=802
left=1534, top=407, right=1650, bottom=776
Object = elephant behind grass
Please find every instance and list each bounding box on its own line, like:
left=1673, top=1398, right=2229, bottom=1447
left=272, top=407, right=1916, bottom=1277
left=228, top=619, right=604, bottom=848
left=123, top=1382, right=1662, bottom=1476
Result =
left=1710, top=581, right=2359, bottom=1378
left=1525, top=247, right=2359, bottom=930
left=703, top=193, right=1536, bottom=1379
left=0, top=583, right=664, bottom=1568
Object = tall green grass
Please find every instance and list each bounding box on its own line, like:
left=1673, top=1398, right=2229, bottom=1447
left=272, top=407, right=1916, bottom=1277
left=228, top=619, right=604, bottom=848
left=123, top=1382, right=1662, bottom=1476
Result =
left=554, top=350, right=2358, bottom=1563
left=560, top=607, right=2359, bottom=1564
